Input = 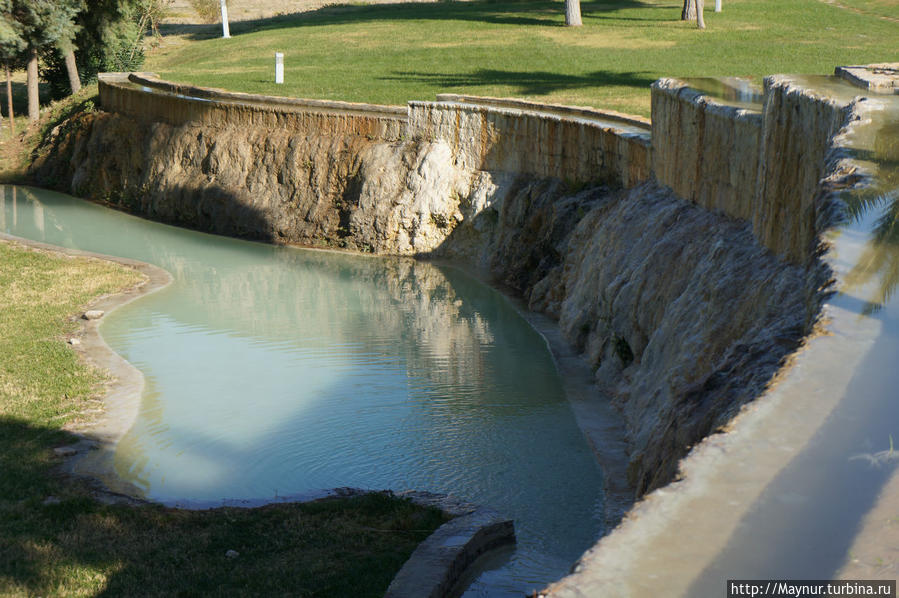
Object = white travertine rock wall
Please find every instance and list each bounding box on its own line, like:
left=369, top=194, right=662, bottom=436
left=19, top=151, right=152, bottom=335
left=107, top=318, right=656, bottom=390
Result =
left=36, top=110, right=470, bottom=255
left=651, top=79, right=762, bottom=222
left=408, top=101, right=651, bottom=188
left=32, top=72, right=843, bottom=502
left=99, top=73, right=408, bottom=141
left=753, top=77, right=850, bottom=263
left=651, top=77, right=850, bottom=263
left=433, top=176, right=819, bottom=494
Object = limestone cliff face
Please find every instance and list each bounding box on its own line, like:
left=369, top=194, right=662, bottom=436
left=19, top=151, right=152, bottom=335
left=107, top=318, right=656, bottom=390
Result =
left=651, top=77, right=850, bottom=265
left=31, top=107, right=825, bottom=497
left=36, top=111, right=469, bottom=255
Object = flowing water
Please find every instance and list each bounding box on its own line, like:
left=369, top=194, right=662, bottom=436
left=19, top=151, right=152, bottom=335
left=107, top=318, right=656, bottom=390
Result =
left=0, top=186, right=605, bottom=596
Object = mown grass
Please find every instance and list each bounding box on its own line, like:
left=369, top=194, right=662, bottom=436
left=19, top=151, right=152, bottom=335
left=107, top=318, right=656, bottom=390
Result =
left=833, top=0, right=899, bottom=21
left=0, top=240, right=447, bottom=597
left=147, top=0, right=899, bottom=116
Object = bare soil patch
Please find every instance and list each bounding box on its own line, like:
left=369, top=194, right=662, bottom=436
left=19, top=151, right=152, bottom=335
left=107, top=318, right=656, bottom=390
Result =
left=164, top=0, right=440, bottom=24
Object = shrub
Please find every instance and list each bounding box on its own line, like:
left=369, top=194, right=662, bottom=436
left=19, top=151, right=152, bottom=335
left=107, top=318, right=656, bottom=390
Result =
left=189, top=0, right=221, bottom=24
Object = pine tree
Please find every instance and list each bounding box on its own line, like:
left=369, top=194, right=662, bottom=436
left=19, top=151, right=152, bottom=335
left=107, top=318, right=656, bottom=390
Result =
left=40, top=0, right=160, bottom=100
left=0, top=3, right=25, bottom=135
left=9, top=0, right=82, bottom=120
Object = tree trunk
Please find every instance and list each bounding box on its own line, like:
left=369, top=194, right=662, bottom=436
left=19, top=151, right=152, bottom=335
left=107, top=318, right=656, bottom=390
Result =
left=220, top=0, right=231, bottom=38
left=63, top=48, right=81, bottom=94
left=696, top=0, right=706, bottom=28
left=681, top=0, right=696, bottom=20
left=565, top=0, right=583, bottom=26
left=26, top=47, right=38, bottom=122
left=5, top=66, right=14, bottom=138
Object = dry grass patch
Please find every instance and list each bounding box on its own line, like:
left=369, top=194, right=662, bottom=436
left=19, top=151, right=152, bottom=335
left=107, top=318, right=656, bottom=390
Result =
left=819, top=0, right=899, bottom=20
left=538, top=28, right=676, bottom=49
left=165, top=0, right=440, bottom=24
left=0, top=240, right=144, bottom=423
left=424, top=37, right=514, bottom=48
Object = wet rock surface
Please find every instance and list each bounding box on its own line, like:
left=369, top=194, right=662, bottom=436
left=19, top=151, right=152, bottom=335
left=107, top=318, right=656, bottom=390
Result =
left=438, top=176, right=824, bottom=494
left=837, top=63, right=899, bottom=94
left=34, top=111, right=467, bottom=255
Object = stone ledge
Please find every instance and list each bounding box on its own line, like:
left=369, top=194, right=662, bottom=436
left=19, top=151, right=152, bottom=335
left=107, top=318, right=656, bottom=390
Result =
left=416, top=98, right=651, bottom=141
left=435, top=93, right=651, bottom=133
left=652, top=77, right=764, bottom=120
left=385, top=490, right=516, bottom=598
left=97, top=72, right=407, bottom=140
left=126, top=73, right=408, bottom=119
left=836, top=63, right=899, bottom=94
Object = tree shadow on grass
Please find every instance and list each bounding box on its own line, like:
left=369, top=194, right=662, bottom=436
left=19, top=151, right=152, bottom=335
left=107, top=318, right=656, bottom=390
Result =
left=380, top=68, right=657, bottom=96
left=0, top=79, right=54, bottom=119
left=162, top=0, right=671, bottom=41
left=0, top=414, right=444, bottom=597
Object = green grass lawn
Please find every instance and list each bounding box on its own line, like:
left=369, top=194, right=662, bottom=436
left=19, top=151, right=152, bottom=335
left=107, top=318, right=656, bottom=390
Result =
left=0, top=240, right=447, bottom=597
left=833, top=0, right=899, bottom=21
left=146, top=0, right=899, bottom=116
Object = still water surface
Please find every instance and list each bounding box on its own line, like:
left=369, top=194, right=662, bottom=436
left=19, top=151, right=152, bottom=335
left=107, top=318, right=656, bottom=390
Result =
left=1, top=186, right=604, bottom=595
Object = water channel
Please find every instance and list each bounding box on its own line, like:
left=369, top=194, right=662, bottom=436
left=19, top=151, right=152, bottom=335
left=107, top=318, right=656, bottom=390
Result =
left=688, top=78, right=899, bottom=589
left=0, top=186, right=605, bottom=596
left=4, top=72, right=898, bottom=595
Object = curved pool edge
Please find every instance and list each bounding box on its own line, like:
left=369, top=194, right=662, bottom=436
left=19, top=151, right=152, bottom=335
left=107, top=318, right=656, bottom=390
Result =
left=0, top=230, right=173, bottom=502
left=1, top=232, right=522, bottom=596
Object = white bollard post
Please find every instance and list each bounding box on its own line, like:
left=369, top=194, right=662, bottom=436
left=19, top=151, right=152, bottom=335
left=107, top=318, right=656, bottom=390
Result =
left=275, top=53, right=284, bottom=84
left=220, top=0, right=231, bottom=38
left=715, top=0, right=721, bottom=12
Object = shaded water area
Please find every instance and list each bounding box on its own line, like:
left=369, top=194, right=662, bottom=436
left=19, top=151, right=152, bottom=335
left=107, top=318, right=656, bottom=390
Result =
left=0, top=186, right=605, bottom=596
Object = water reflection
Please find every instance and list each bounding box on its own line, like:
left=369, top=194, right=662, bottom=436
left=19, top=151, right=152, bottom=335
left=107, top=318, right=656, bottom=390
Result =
left=841, top=119, right=899, bottom=314
left=0, top=185, right=604, bottom=597
left=680, top=77, right=764, bottom=110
